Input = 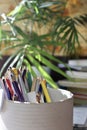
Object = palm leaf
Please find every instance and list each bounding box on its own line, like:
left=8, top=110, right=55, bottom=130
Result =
left=0, top=0, right=87, bottom=89
left=23, top=59, right=37, bottom=78
left=0, top=49, right=22, bottom=76
left=26, top=54, right=58, bottom=89
left=34, top=53, right=70, bottom=79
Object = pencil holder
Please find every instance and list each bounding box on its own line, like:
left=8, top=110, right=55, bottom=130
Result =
left=0, top=88, right=73, bottom=130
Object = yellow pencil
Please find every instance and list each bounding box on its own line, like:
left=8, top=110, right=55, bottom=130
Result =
left=40, top=79, right=51, bottom=103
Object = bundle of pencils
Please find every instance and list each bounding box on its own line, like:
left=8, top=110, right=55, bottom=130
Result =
left=0, top=67, right=51, bottom=103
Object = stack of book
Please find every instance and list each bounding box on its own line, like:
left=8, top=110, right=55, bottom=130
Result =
left=73, top=105, right=87, bottom=128
left=58, top=59, right=87, bottom=105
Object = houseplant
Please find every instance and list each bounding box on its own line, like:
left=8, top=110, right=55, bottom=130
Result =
left=0, top=0, right=87, bottom=88
left=0, top=2, right=86, bottom=129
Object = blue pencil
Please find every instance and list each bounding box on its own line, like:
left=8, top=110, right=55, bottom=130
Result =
left=11, top=75, right=25, bottom=102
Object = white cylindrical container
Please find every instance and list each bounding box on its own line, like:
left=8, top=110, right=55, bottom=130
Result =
left=0, top=88, right=73, bottom=130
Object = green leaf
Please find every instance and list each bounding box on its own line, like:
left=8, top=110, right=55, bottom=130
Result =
left=29, top=46, right=70, bottom=69
left=10, top=51, right=23, bottom=67
left=39, top=1, right=65, bottom=8
left=34, top=54, right=70, bottom=80
left=0, top=49, right=23, bottom=76
left=8, top=1, right=24, bottom=16
left=0, top=43, right=25, bottom=55
left=26, top=54, right=58, bottom=89
left=62, top=28, right=72, bottom=41
left=13, top=25, right=29, bottom=39
left=23, top=59, right=37, bottom=78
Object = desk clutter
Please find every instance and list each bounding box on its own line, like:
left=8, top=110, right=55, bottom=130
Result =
left=58, top=59, right=87, bottom=105
left=0, top=66, right=52, bottom=103
left=0, top=66, right=73, bottom=130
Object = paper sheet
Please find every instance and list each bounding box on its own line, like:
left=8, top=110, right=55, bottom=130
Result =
left=73, top=106, right=87, bottom=126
